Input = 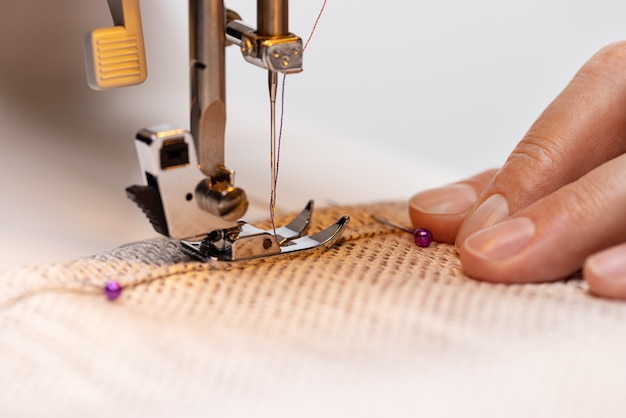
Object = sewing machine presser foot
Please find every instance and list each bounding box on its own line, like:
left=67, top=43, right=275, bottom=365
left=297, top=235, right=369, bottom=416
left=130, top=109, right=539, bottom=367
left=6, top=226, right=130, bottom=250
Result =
left=180, top=200, right=350, bottom=262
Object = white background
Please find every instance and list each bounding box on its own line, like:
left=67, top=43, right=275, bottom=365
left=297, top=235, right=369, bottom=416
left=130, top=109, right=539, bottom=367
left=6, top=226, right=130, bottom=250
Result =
left=1, top=0, right=625, bottom=267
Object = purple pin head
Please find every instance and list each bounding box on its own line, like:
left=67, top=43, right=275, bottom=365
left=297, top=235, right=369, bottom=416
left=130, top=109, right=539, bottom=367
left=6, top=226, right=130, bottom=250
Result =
left=413, top=228, right=433, bottom=248
left=104, top=280, right=123, bottom=301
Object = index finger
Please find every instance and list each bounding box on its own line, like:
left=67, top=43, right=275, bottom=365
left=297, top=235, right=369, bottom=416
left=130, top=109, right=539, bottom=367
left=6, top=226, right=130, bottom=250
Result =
left=456, top=41, right=626, bottom=246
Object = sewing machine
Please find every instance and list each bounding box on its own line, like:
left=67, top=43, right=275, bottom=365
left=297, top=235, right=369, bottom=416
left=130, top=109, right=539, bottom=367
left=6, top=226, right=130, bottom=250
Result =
left=84, top=0, right=348, bottom=262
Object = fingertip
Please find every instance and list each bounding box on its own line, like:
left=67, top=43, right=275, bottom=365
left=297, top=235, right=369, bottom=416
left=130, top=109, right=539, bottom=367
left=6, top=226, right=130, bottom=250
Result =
left=457, top=217, right=538, bottom=283
left=584, top=243, right=626, bottom=300
left=408, top=183, right=476, bottom=243
left=408, top=207, right=466, bottom=244
left=408, top=169, right=498, bottom=244
left=409, top=183, right=477, bottom=216
left=455, top=193, right=510, bottom=251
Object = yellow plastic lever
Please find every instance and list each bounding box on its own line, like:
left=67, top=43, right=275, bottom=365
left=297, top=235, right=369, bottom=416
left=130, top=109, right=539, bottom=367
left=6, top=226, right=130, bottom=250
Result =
left=84, top=0, right=147, bottom=90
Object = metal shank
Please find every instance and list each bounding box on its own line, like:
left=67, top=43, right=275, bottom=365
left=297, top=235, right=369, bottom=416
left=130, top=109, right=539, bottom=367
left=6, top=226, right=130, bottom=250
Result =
left=257, top=0, right=288, bottom=37
left=189, top=0, right=226, bottom=178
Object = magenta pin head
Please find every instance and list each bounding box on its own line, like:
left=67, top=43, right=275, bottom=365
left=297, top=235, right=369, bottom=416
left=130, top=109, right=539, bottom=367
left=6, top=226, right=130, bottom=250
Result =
left=413, top=228, right=433, bottom=248
left=104, top=280, right=123, bottom=301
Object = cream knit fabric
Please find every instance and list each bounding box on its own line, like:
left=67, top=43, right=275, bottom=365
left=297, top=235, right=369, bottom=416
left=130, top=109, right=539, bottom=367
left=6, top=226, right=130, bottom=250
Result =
left=1, top=202, right=625, bottom=418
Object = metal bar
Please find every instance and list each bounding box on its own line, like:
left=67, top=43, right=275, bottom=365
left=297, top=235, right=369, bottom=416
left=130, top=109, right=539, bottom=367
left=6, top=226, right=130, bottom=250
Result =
left=189, top=0, right=226, bottom=178
left=257, top=0, right=289, bottom=37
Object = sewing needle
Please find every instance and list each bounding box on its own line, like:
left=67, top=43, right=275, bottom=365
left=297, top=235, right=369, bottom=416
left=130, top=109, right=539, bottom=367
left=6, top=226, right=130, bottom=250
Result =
left=269, top=70, right=278, bottom=233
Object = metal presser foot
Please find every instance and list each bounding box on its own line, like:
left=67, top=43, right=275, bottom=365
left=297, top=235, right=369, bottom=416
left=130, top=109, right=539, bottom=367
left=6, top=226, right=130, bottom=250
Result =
left=125, top=126, right=349, bottom=263
left=180, top=201, right=350, bottom=262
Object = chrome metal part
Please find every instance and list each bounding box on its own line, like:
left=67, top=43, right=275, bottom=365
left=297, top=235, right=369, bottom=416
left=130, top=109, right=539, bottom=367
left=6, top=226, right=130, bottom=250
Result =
left=126, top=125, right=239, bottom=241
left=195, top=170, right=248, bottom=222
left=227, top=0, right=303, bottom=74
left=181, top=202, right=350, bottom=262
left=258, top=0, right=289, bottom=36
left=187, top=0, right=249, bottom=230
left=190, top=0, right=227, bottom=178
left=225, top=19, right=254, bottom=46
left=239, top=31, right=303, bottom=74
left=272, top=199, right=313, bottom=244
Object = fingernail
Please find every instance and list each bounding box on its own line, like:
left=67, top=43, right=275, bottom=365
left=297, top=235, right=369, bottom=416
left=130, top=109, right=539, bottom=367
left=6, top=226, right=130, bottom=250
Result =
left=463, top=217, right=535, bottom=261
left=458, top=194, right=509, bottom=244
left=586, top=245, right=626, bottom=281
left=409, top=184, right=477, bottom=215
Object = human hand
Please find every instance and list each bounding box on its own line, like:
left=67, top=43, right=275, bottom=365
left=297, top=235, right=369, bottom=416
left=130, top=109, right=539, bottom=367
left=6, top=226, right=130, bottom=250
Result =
left=408, top=42, right=626, bottom=299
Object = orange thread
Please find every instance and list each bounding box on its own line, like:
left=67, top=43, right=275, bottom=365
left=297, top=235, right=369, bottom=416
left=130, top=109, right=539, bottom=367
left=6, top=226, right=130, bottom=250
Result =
left=304, top=0, right=328, bottom=52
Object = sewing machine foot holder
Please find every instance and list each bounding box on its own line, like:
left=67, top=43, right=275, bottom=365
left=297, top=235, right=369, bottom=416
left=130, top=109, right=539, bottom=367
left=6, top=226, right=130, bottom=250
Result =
left=89, top=1, right=349, bottom=263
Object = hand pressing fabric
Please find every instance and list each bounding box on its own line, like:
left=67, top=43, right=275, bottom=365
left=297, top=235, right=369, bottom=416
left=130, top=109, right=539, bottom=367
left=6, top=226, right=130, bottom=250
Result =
left=409, top=42, right=626, bottom=299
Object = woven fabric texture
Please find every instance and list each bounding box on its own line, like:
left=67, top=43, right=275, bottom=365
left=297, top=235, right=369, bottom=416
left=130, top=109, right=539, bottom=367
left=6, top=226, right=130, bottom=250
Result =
left=1, top=202, right=625, bottom=418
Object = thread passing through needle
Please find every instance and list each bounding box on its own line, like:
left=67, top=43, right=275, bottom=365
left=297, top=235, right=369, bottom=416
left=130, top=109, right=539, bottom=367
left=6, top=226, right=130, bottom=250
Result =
left=268, top=0, right=329, bottom=236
